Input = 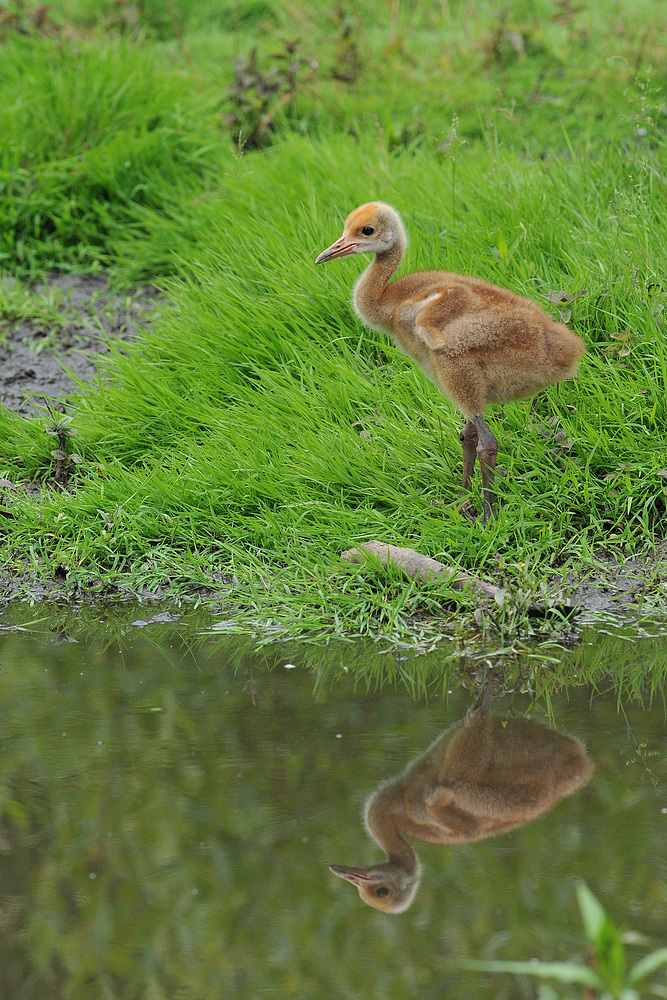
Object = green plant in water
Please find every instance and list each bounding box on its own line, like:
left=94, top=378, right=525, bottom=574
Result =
left=462, top=883, right=667, bottom=999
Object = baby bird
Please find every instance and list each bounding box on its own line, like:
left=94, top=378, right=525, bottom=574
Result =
left=316, top=202, right=585, bottom=522
left=329, top=709, right=594, bottom=913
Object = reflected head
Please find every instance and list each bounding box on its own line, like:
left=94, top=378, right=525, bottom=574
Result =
left=328, top=861, right=421, bottom=913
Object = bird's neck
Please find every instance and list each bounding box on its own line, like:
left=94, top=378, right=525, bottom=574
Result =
left=353, top=239, right=405, bottom=329
left=365, top=795, right=420, bottom=877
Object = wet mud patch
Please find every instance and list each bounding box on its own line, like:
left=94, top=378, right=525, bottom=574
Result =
left=0, top=554, right=235, bottom=606
left=564, top=545, right=667, bottom=618
left=0, top=272, right=160, bottom=416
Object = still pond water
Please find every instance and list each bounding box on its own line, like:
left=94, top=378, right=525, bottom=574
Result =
left=0, top=605, right=665, bottom=1000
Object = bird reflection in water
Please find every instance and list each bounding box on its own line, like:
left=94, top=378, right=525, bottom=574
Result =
left=329, top=697, right=594, bottom=912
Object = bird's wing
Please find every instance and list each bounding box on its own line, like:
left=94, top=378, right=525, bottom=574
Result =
left=413, top=286, right=472, bottom=350
left=424, top=790, right=484, bottom=839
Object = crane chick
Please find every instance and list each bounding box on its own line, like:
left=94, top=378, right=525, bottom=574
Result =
left=316, top=202, right=585, bottom=522
left=329, top=710, right=593, bottom=913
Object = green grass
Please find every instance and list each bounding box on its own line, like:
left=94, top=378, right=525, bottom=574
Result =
left=0, top=274, right=108, bottom=340
left=2, top=0, right=667, bottom=278
left=0, top=35, right=223, bottom=278
left=0, top=0, right=666, bottom=638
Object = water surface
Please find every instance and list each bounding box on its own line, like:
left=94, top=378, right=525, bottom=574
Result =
left=0, top=606, right=665, bottom=999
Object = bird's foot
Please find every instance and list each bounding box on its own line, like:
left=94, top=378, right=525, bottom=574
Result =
left=481, top=497, right=497, bottom=525
left=453, top=492, right=478, bottom=523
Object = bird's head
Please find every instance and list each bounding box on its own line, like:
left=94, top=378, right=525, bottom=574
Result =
left=315, top=202, right=406, bottom=264
left=328, top=860, right=421, bottom=913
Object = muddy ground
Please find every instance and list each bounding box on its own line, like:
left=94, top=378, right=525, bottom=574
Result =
left=0, top=538, right=664, bottom=626
left=0, top=273, right=159, bottom=416
left=0, top=274, right=665, bottom=624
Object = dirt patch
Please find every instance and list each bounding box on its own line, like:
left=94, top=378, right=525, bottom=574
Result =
left=0, top=272, right=160, bottom=416
left=563, top=545, right=667, bottom=618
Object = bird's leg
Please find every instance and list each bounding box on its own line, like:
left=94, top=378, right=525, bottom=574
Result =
left=454, top=420, right=478, bottom=520
left=460, top=421, right=478, bottom=491
left=473, top=416, right=498, bottom=524
left=469, top=683, right=494, bottom=718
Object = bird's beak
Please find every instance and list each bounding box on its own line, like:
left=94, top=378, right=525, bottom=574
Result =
left=329, top=864, right=373, bottom=886
left=315, top=235, right=361, bottom=264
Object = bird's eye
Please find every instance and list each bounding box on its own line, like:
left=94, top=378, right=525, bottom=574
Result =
left=361, top=226, right=375, bottom=236
left=375, top=886, right=389, bottom=897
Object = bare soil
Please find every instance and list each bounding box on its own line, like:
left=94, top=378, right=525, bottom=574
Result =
left=0, top=273, right=159, bottom=416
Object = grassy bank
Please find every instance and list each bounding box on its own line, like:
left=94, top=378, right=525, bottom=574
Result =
left=0, top=1, right=666, bottom=636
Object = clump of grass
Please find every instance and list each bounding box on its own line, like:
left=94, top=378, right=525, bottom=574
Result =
left=0, top=36, right=222, bottom=279
left=0, top=277, right=69, bottom=332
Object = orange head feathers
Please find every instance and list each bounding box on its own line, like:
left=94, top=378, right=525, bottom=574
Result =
left=315, top=202, right=407, bottom=263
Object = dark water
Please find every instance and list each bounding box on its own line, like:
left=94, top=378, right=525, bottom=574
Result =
left=0, top=607, right=665, bottom=1000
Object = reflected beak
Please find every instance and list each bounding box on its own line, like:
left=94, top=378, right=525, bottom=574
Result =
left=329, top=864, right=373, bottom=886
left=315, top=235, right=361, bottom=264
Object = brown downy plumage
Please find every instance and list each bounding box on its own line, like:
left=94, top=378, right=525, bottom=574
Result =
left=316, top=202, right=586, bottom=522
left=329, top=707, right=593, bottom=913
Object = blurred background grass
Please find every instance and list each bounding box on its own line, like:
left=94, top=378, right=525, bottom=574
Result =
left=3, top=0, right=667, bottom=278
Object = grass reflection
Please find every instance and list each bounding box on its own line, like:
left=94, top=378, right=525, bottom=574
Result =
left=0, top=612, right=664, bottom=999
